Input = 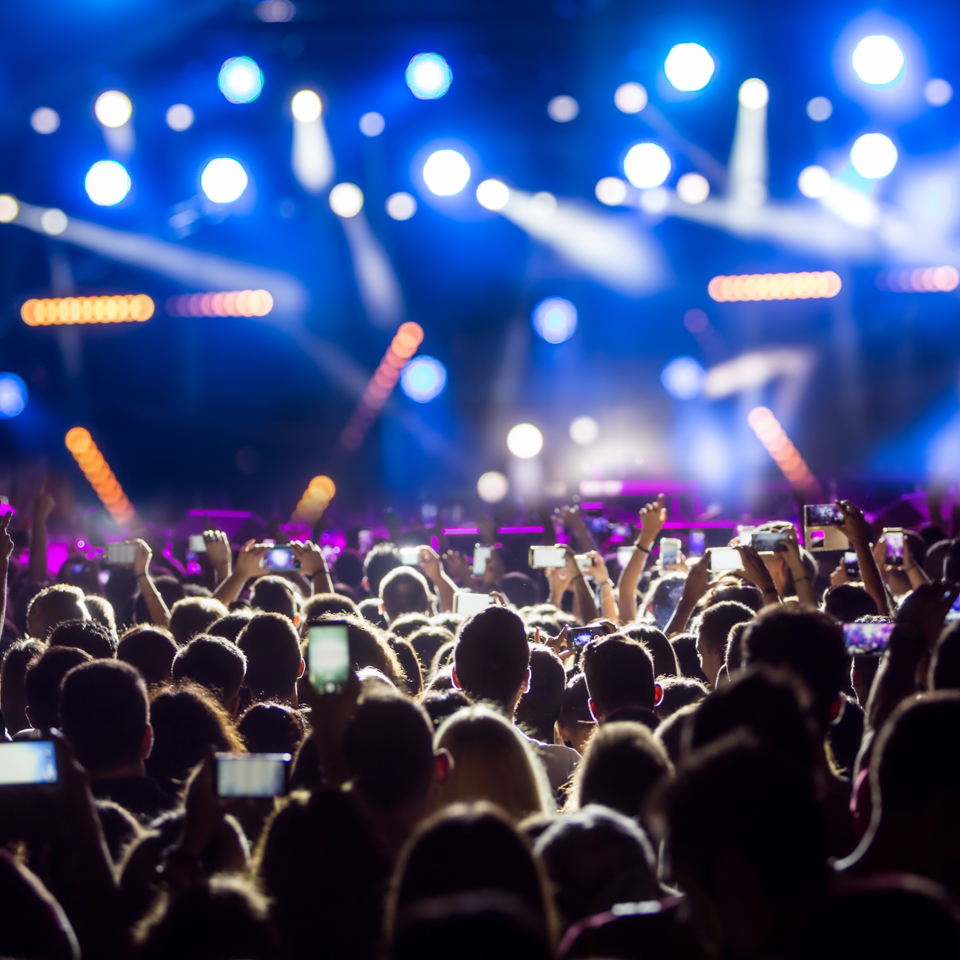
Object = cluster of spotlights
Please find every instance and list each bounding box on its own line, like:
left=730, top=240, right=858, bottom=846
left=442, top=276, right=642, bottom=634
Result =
left=65, top=428, right=135, bottom=525
left=166, top=290, right=274, bottom=317
left=876, top=266, right=960, bottom=293
left=708, top=271, right=842, bottom=303
left=21, top=295, right=154, bottom=326
left=293, top=475, right=336, bottom=524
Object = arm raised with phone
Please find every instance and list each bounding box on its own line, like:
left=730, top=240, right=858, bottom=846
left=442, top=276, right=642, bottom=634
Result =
left=617, top=494, right=665, bottom=624
left=836, top=499, right=890, bottom=616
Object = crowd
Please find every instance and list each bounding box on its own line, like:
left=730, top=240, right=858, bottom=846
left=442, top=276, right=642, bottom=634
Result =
left=2, top=484, right=960, bottom=960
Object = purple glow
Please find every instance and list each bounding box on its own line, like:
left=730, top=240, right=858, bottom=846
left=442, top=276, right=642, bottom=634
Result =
left=497, top=526, right=544, bottom=534
left=443, top=527, right=481, bottom=535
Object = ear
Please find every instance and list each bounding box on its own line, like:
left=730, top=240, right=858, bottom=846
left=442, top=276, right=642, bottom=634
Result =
left=654, top=682, right=664, bottom=708
left=523, top=667, right=532, bottom=695
left=588, top=697, right=600, bottom=723
left=830, top=695, right=844, bottom=724
left=434, top=748, right=452, bottom=784
left=297, top=658, right=305, bottom=680
left=452, top=668, right=462, bottom=690
left=141, top=723, right=154, bottom=759
left=293, top=614, right=300, bottom=627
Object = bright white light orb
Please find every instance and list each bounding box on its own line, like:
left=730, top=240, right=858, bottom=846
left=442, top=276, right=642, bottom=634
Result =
left=0, top=195, right=18, bottom=223
left=850, top=133, right=898, bottom=179
left=738, top=78, right=769, bottom=109
left=406, top=53, right=452, bottom=100
left=507, top=423, right=543, bottom=459
left=532, top=296, right=578, bottom=344
left=386, top=192, right=417, bottom=220
left=624, top=142, right=671, bottom=189
left=595, top=176, right=628, bottom=205
left=476, top=178, right=509, bottom=210
left=661, top=356, right=705, bottom=400
left=547, top=95, right=579, bottom=122
left=95, top=90, right=132, bottom=128
left=530, top=191, right=557, bottom=217
left=254, top=0, right=296, bottom=22
left=0, top=374, right=27, bottom=419
left=84, top=160, right=131, bottom=206
left=477, top=470, right=509, bottom=503
left=31, top=107, right=60, bottom=134
left=664, top=43, right=715, bottom=92
left=400, top=356, right=447, bottom=402
left=676, top=172, right=710, bottom=204
left=806, top=96, right=833, bottom=121
left=40, top=208, right=67, bottom=235
left=852, top=35, right=904, bottom=85
left=200, top=157, right=249, bottom=203
left=359, top=111, right=385, bottom=136
left=166, top=104, right=195, bottom=131
left=798, top=165, right=831, bottom=198
left=614, top=82, right=647, bottom=113
left=218, top=57, right=264, bottom=104
left=570, top=416, right=599, bottom=445
left=423, top=149, right=470, bottom=196
left=291, top=90, right=322, bottom=122
left=329, top=182, right=364, bottom=218
left=925, top=79, right=953, bottom=106
left=639, top=187, right=669, bottom=213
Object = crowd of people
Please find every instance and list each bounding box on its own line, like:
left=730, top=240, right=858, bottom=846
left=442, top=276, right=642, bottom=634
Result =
left=2, top=485, right=960, bottom=959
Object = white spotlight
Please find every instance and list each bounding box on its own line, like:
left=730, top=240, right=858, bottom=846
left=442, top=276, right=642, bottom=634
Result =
left=798, top=165, right=831, bottom=198
left=95, top=90, right=132, bottom=128
left=676, top=172, right=709, bottom=204
left=852, top=35, right=904, bottom=85
left=614, top=82, right=647, bottom=113
left=385, top=192, right=417, bottom=220
left=476, top=178, right=509, bottom=210
left=422, top=149, right=470, bottom=196
left=0, top=195, right=19, bottom=223
left=530, top=192, right=557, bottom=217
left=165, top=104, right=194, bottom=131
left=595, top=176, right=628, bottom=205
left=30, top=107, right=60, bottom=134
left=85, top=160, right=131, bottom=206
left=925, top=79, right=953, bottom=106
left=664, top=43, right=715, bottom=92
left=850, top=133, right=898, bottom=179
left=738, top=78, right=769, bottom=109
left=547, top=95, right=579, bottom=122
left=200, top=157, right=249, bottom=204
left=329, top=182, right=364, bottom=218
left=569, top=416, right=599, bottom=445
left=506, top=423, right=543, bottom=459
left=477, top=470, right=509, bottom=503
left=639, top=187, right=669, bottom=213
left=806, top=96, right=833, bottom=121
left=624, top=143, right=671, bottom=189
left=291, top=90, right=322, bottom=123
left=40, top=208, right=68, bottom=235
left=359, top=111, right=385, bottom=136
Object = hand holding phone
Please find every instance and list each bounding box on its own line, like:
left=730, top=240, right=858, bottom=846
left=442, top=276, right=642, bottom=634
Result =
left=308, top=623, right=352, bottom=695
left=453, top=591, right=492, bottom=616
left=263, top=546, right=299, bottom=571
left=710, top=547, right=742, bottom=572
left=529, top=545, right=567, bottom=569
left=0, top=741, right=58, bottom=786
left=843, top=622, right=894, bottom=655
left=883, top=528, right=905, bottom=566
left=472, top=545, right=493, bottom=576
left=399, top=546, right=423, bottom=567
left=216, top=753, right=291, bottom=797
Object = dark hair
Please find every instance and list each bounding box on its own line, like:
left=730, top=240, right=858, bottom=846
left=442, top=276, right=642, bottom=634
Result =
left=313, top=614, right=404, bottom=687
left=707, top=584, right=763, bottom=613
left=206, top=609, right=255, bottom=643
left=697, top=601, right=755, bottom=655
left=24, top=645, right=92, bottom=729
left=26, top=584, right=87, bottom=642
left=724, top=621, right=750, bottom=674
left=168, top=596, right=230, bottom=647
left=407, top=626, right=455, bottom=675
left=515, top=644, right=565, bottom=743
left=333, top=549, right=365, bottom=589
left=930, top=623, right=960, bottom=691
left=85, top=595, right=118, bottom=636
left=237, top=613, right=303, bottom=700
left=172, top=635, right=246, bottom=703
left=581, top=635, right=655, bottom=716
left=48, top=618, right=117, bottom=659
left=823, top=583, right=879, bottom=622
left=117, top=626, right=178, bottom=686
left=454, top=607, right=530, bottom=709
left=655, top=676, right=709, bottom=719
left=420, top=688, right=472, bottom=729
left=390, top=613, right=432, bottom=639
left=135, top=575, right=183, bottom=625
left=670, top=633, right=708, bottom=683
left=622, top=624, right=679, bottom=677
left=364, top=543, right=402, bottom=597
left=380, top=569, right=431, bottom=622
left=0, top=640, right=45, bottom=736
left=559, top=672, right=593, bottom=726
left=249, top=576, right=298, bottom=621
left=498, top=572, right=540, bottom=608
left=358, top=597, right=389, bottom=630
left=390, top=638, right=422, bottom=696
left=238, top=703, right=305, bottom=755
left=301, top=593, right=359, bottom=628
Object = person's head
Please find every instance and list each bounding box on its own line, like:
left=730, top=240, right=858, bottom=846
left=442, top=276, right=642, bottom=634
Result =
left=389, top=613, right=431, bottom=639
left=515, top=644, right=565, bottom=744
left=24, top=645, right=92, bottom=730
left=206, top=609, right=255, bottom=643
left=26, top=585, right=88, bottom=642
left=249, top=575, right=298, bottom=622
left=622, top=624, right=679, bottom=678
left=420, top=688, right=472, bottom=729
left=407, top=626, right=455, bottom=676
left=168, top=596, right=230, bottom=647
left=309, top=614, right=405, bottom=689
left=333, top=549, right=365, bottom=589
left=453, top=607, right=530, bottom=712
left=172, top=635, right=247, bottom=714
left=59, top=660, right=151, bottom=776
left=358, top=597, right=389, bottom=630
left=380, top=568, right=432, bottom=622
left=498, top=572, right=539, bottom=608
left=931, top=623, right=960, bottom=691
left=581, top=635, right=655, bottom=723
left=697, top=601, right=755, bottom=687
left=364, top=543, right=402, bottom=597
left=84, top=595, right=118, bottom=637
left=237, top=613, right=304, bottom=704
left=822, top=583, right=879, bottom=622
left=724, top=620, right=751, bottom=677
left=300, top=593, right=358, bottom=630
left=671, top=632, right=708, bottom=683
left=707, top=584, right=763, bottom=613
left=435, top=705, right=553, bottom=820
left=0, top=640, right=45, bottom=736
left=117, top=626, right=178, bottom=686
left=655, top=676, right=709, bottom=720
left=557, top=672, right=595, bottom=754
left=237, top=703, right=304, bottom=754
left=48, top=618, right=116, bottom=659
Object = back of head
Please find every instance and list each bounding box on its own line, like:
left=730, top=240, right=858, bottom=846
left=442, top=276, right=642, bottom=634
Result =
left=724, top=621, right=750, bottom=674
left=581, top=635, right=655, bottom=717
left=698, top=601, right=755, bottom=656
left=332, top=614, right=404, bottom=686
left=931, top=623, right=960, bottom=691
left=168, top=596, right=230, bottom=647
left=236, top=613, right=303, bottom=700
left=1, top=640, right=45, bottom=736
left=420, top=688, right=472, bottom=729
left=301, top=592, right=359, bottom=627
left=708, top=584, right=763, bottom=613
left=49, top=618, right=116, bottom=659
left=172, top=635, right=246, bottom=702
left=559, top=672, right=592, bottom=728
left=117, top=626, right=178, bottom=686
left=238, top=703, right=304, bottom=754
left=365, top=543, right=402, bottom=597
left=622, top=624, right=679, bottom=677
left=390, top=613, right=431, bottom=639
left=250, top=575, right=298, bottom=621
left=206, top=609, right=254, bottom=643
left=515, top=644, right=565, bottom=743
left=671, top=632, right=708, bottom=683
left=334, top=549, right=365, bottom=589
left=25, top=645, right=92, bottom=730
left=408, top=626, right=454, bottom=675
left=823, top=583, right=879, bottom=622
left=656, top=676, right=709, bottom=719
left=27, top=585, right=88, bottom=642
left=380, top=568, right=431, bottom=622
left=85, top=595, right=118, bottom=637
left=454, top=607, right=530, bottom=708
left=358, top=597, right=388, bottom=630
left=498, top=572, right=539, bottom=609
left=59, top=660, right=148, bottom=774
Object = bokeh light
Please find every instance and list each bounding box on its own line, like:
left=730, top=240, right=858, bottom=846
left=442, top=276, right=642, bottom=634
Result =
left=476, top=178, right=509, bottom=210
left=851, top=35, right=904, bottom=85
left=623, top=143, right=671, bottom=189
left=423, top=149, right=470, bottom=196
left=291, top=89, right=322, bottom=122
left=23, top=295, right=154, bottom=326
left=40, top=209, right=68, bottom=235
left=329, top=182, right=364, bottom=218
left=925, top=79, right=953, bottom=106
left=400, top=355, right=447, bottom=402
left=200, top=157, right=248, bottom=203
left=405, top=53, right=452, bottom=99
left=165, top=104, right=194, bottom=131
left=676, top=172, right=710, bottom=204
left=94, top=90, right=132, bottom=128
left=806, top=96, right=833, bottom=121
left=254, top=0, right=296, bottom=22
left=664, top=43, right=715, bottom=92
left=531, top=296, right=578, bottom=344
left=738, top=78, right=769, bottom=109
left=595, top=177, right=628, bottom=205
left=85, top=160, right=131, bottom=206
left=0, top=374, right=27, bottom=418
left=507, top=423, right=543, bottom=459
left=386, top=192, right=417, bottom=220
left=547, top=95, right=579, bottom=122
left=477, top=470, right=509, bottom=503
left=569, top=416, right=599, bottom=445
left=850, top=133, right=898, bottom=179
left=0, top=195, right=19, bottom=223
left=166, top=290, right=272, bottom=317
left=661, top=356, right=705, bottom=399
left=798, top=165, right=831, bottom=198
left=359, top=111, right=385, bottom=136
left=30, top=107, right=60, bottom=134
left=614, top=82, right=647, bottom=113
left=218, top=57, right=264, bottom=104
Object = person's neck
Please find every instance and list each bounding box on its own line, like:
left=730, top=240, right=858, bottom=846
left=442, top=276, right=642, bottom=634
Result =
left=88, top=760, right=147, bottom=781
left=372, top=797, right=433, bottom=857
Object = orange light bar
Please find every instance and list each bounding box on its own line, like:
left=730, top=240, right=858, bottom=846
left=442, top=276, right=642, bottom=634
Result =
left=339, top=322, right=424, bottom=451
left=22, top=295, right=154, bottom=326
left=166, top=290, right=274, bottom=317
left=708, top=271, right=841, bottom=303
left=747, top=407, right=821, bottom=501
left=65, top=427, right=135, bottom=525
left=876, top=266, right=959, bottom=293
left=293, top=475, right=336, bottom=524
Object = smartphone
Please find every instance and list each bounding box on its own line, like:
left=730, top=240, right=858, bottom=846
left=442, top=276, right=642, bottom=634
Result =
left=750, top=531, right=788, bottom=553
left=710, top=547, right=742, bottom=572
left=884, top=528, right=904, bottom=566
left=65, top=561, right=87, bottom=576
left=689, top=531, right=705, bottom=556
left=529, top=545, right=567, bottom=568
left=105, top=542, right=137, bottom=565
left=0, top=741, right=58, bottom=786
left=188, top=534, right=207, bottom=553
left=804, top=504, right=849, bottom=551
left=399, top=546, right=422, bottom=567
left=805, top=504, right=844, bottom=527
left=617, top=545, right=635, bottom=567
left=472, top=545, right=492, bottom=576
left=652, top=577, right=686, bottom=629
left=570, top=628, right=600, bottom=652
left=576, top=554, right=594, bottom=574
left=843, top=622, right=895, bottom=655
left=453, top=591, right=492, bottom=616
left=215, top=753, right=291, bottom=798
left=660, top=537, right=681, bottom=566
left=845, top=551, right=860, bottom=579
left=308, top=622, right=351, bottom=695
left=263, top=546, right=299, bottom=571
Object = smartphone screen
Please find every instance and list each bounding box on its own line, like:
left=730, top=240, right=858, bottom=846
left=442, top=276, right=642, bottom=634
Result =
left=399, top=546, right=422, bottom=567
left=263, top=546, right=299, bottom=571
left=710, top=547, right=742, bottom=572
left=617, top=545, right=635, bottom=567
left=308, top=623, right=351, bottom=695
left=188, top=534, right=207, bottom=553
left=884, top=529, right=904, bottom=566
left=529, top=545, right=567, bottom=568
left=750, top=531, right=788, bottom=553
left=0, top=741, right=58, bottom=786
left=575, top=554, right=594, bottom=573
left=215, top=753, right=291, bottom=797
left=453, top=591, right=492, bottom=616
left=660, top=538, right=681, bottom=566
left=472, top=545, right=492, bottom=576
left=688, top=531, right=705, bottom=556
left=805, top=504, right=844, bottom=527
left=105, top=542, right=137, bottom=565
left=570, top=628, right=600, bottom=652
left=947, top=595, right=960, bottom=623
left=844, top=551, right=860, bottom=578
left=843, top=622, right=895, bottom=655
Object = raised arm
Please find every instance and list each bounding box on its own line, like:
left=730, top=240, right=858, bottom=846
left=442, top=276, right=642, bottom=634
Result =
left=836, top=500, right=890, bottom=616
left=584, top=550, right=618, bottom=621
left=780, top=526, right=818, bottom=607
left=665, top=551, right=711, bottom=637
left=0, top=512, right=12, bottom=630
left=554, top=505, right=598, bottom=553
left=559, top=545, right=597, bottom=623
left=213, top=539, right=268, bottom=606
left=203, top=529, right=233, bottom=587
left=617, top=494, right=665, bottom=624
left=736, top=543, right=783, bottom=608
left=28, top=480, right=55, bottom=584
left=418, top=546, right=456, bottom=613
left=290, top=540, right=334, bottom=595
left=133, top=539, right=170, bottom=627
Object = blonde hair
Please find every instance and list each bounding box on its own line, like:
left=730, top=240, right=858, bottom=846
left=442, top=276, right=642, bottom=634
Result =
left=435, top=706, right=554, bottom=821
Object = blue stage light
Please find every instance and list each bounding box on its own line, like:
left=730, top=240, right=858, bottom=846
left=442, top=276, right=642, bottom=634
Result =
left=423, top=149, right=470, bottom=195
left=531, top=297, right=578, bottom=344
left=200, top=158, right=249, bottom=204
left=850, top=133, right=898, bottom=179
left=218, top=57, right=263, bottom=104
left=664, top=43, right=715, bottom=92
left=85, top=160, right=131, bottom=206
left=401, top=356, right=447, bottom=402
left=852, top=35, right=903, bottom=85
left=405, top=53, right=452, bottom=99
left=661, top=357, right=705, bottom=399
left=624, top=143, right=671, bottom=189
left=0, top=373, right=27, bottom=418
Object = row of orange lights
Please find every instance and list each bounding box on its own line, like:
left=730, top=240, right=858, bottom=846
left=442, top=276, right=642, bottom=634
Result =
left=64, top=428, right=135, bottom=525
left=747, top=407, right=821, bottom=501
left=339, top=322, right=424, bottom=451
left=708, top=271, right=842, bottom=303
left=22, top=295, right=154, bottom=326
left=166, top=290, right=274, bottom=317
left=875, top=266, right=960, bottom=293
left=293, top=475, right=336, bottom=524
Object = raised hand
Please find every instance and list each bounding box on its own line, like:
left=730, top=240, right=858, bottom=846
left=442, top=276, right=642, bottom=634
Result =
left=203, top=529, right=232, bottom=577
left=33, top=478, right=56, bottom=523
left=235, top=539, right=268, bottom=578
left=442, top=549, right=472, bottom=582
left=290, top=540, right=326, bottom=577
left=638, top=494, right=666, bottom=548
left=131, top=538, right=152, bottom=577
left=836, top=499, right=872, bottom=548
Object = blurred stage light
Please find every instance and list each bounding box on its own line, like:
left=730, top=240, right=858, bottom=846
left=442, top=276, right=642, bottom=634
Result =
left=406, top=53, right=452, bottom=99
left=165, top=104, right=194, bottom=131
left=748, top=407, right=820, bottom=500
left=531, top=296, right=577, bottom=344
left=624, top=143, right=671, bottom=188
left=0, top=195, right=18, bottom=223
left=614, top=82, right=647, bottom=113
left=708, top=271, right=842, bottom=302
left=85, top=160, right=131, bottom=206
left=329, top=182, right=364, bottom=217
left=64, top=427, right=135, bottom=525
left=595, top=176, right=628, bottom=205
left=30, top=107, right=59, bottom=134
left=639, top=187, right=669, bottom=213
left=676, top=172, right=709, bottom=204
left=255, top=0, right=296, bottom=21
left=530, top=192, right=557, bottom=217
left=22, top=295, right=154, bottom=326
left=852, top=35, right=904, bottom=85
left=95, top=91, right=132, bottom=128
left=401, top=355, right=447, bottom=402
left=702, top=347, right=816, bottom=401
left=200, top=158, right=248, bottom=203
left=739, top=78, right=769, bottom=109
left=547, top=95, right=579, bottom=122
left=218, top=57, right=263, bottom=104
left=569, top=415, right=599, bottom=445
left=359, top=111, right=385, bottom=136
left=850, top=133, right=897, bottom=179
left=293, top=474, right=336, bottom=524
left=684, top=308, right=709, bottom=333
left=0, top=374, right=27, bottom=418
left=876, top=266, right=960, bottom=292
left=166, top=290, right=273, bottom=317
left=291, top=89, right=322, bottom=122
left=806, top=96, right=833, bottom=121
left=925, top=79, right=953, bottom=106
left=798, top=165, right=831, bottom=198
left=40, top=209, right=68, bottom=235
left=477, top=471, right=509, bottom=503
left=476, top=178, right=509, bottom=210
left=423, top=149, right=470, bottom=195
left=661, top=357, right=705, bottom=400
left=664, top=43, right=714, bottom=92
left=507, top=423, right=543, bottom=459
left=386, top=192, right=417, bottom=220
